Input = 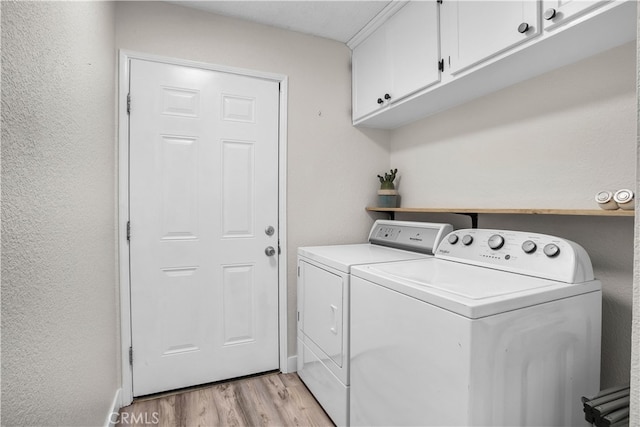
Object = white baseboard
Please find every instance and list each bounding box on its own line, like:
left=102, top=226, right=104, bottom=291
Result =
left=104, top=388, right=122, bottom=427
left=287, top=355, right=298, bottom=373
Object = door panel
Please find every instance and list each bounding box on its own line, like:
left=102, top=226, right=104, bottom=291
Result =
left=129, top=59, right=279, bottom=396
left=160, top=135, right=198, bottom=239
left=222, top=140, right=254, bottom=236
left=222, top=264, right=255, bottom=345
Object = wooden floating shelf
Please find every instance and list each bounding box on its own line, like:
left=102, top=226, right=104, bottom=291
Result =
left=366, top=207, right=634, bottom=217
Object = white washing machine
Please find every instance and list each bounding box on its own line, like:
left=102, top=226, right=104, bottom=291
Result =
left=297, top=220, right=453, bottom=426
left=350, top=228, right=602, bottom=427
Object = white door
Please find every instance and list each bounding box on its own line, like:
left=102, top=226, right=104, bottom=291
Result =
left=128, top=59, right=280, bottom=396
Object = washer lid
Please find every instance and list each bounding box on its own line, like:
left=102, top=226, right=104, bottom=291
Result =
left=298, top=244, right=429, bottom=273
left=351, top=258, right=601, bottom=319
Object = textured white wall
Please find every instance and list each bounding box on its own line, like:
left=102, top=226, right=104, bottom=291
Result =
left=1, top=2, right=119, bottom=425
left=389, top=42, right=636, bottom=389
left=631, top=7, right=639, bottom=424
left=114, top=1, right=390, bottom=357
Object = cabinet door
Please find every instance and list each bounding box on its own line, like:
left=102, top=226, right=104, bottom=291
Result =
left=442, top=0, right=540, bottom=75
left=387, top=1, right=441, bottom=102
left=352, top=25, right=390, bottom=120
left=542, top=0, right=611, bottom=31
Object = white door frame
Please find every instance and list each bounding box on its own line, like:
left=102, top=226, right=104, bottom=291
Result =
left=117, top=50, right=288, bottom=406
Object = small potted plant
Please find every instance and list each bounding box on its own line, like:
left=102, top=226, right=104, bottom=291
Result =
left=377, top=168, right=399, bottom=208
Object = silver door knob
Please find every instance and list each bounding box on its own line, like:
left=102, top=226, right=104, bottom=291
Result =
left=265, top=226, right=275, bottom=236
left=517, top=22, right=529, bottom=33
left=265, top=246, right=276, bottom=257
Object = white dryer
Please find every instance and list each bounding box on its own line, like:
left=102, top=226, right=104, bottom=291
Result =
left=350, top=228, right=602, bottom=427
left=297, top=220, right=453, bottom=426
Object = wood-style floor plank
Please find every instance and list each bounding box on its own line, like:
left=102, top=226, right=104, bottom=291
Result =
left=117, top=372, right=334, bottom=427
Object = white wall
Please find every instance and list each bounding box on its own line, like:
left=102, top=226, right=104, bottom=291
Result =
left=114, top=1, right=390, bottom=356
left=391, top=42, right=636, bottom=210
left=1, top=2, right=119, bottom=426
left=388, top=42, right=637, bottom=389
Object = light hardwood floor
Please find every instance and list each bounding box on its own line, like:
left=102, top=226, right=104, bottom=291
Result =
left=117, top=372, right=334, bottom=427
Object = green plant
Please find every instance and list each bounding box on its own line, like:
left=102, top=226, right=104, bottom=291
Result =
left=377, top=168, right=398, bottom=190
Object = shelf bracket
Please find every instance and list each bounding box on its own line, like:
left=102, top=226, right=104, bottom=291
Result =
left=455, top=212, right=478, bottom=229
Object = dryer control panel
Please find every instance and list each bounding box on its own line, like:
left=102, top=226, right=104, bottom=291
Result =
left=436, top=229, right=594, bottom=283
left=368, top=220, right=453, bottom=255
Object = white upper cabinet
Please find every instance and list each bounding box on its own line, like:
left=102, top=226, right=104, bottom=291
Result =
left=441, top=1, right=540, bottom=75
left=351, top=0, right=636, bottom=129
left=542, top=0, right=611, bottom=31
left=352, top=2, right=440, bottom=122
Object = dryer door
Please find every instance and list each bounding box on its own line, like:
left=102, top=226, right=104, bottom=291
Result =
left=298, top=259, right=346, bottom=369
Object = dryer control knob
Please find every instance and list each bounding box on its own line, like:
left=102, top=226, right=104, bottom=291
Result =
left=543, top=243, right=560, bottom=258
left=488, top=234, right=505, bottom=250
left=462, top=235, right=474, bottom=246
left=448, top=234, right=459, bottom=244
left=522, top=240, right=537, bottom=254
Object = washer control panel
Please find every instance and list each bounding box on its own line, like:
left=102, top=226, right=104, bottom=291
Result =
left=368, top=220, right=453, bottom=255
left=436, top=229, right=594, bottom=283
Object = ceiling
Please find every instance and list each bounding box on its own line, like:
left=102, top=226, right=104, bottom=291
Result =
left=167, top=1, right=393, bottom=43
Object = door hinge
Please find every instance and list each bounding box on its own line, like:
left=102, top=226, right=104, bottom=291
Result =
left=129, top=346, right=133, bottom=365
left=297, top=311, right=300, bottom=322
left=126, top=221, right=131, bottom=241
left=438, top=59, right=445, bottom=72
left=127, top=93, right=131, bottom=115
left=297, top=266, right=300, bottom=277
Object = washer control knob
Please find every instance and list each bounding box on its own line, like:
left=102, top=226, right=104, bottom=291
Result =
left=543, top=243, right=560, bottom=258
left=522, top=240, right=537, bottom=254
left=487, top=234, right=505, bottom=250
left=462, top=235, right=474, bottom=246
left=448, top=234, right=459, bottom=244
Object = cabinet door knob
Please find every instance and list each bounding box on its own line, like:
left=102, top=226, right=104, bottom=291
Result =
left=543, top=8, right=557, bottom=20
left=517, top=22, right=529, bottom=33
left=377, top=98, right=384, bottom=104
left=384, top=93, right=391, bottom=100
